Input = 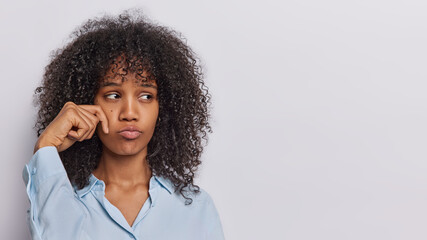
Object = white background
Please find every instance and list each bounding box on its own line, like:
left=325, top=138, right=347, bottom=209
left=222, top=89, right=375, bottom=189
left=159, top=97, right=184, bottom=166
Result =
left=1, top=0, right=427, bottom=239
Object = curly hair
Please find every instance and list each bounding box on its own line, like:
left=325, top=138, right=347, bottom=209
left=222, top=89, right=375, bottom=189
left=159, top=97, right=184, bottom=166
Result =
left=34, top=11, right=211, bottom=205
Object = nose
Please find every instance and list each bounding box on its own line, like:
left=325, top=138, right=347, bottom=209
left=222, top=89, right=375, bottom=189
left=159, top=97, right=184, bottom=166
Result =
left=119, top=96, right=138, bottom=121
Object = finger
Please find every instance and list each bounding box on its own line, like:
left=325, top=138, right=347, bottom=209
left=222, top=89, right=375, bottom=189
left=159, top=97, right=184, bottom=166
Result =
left=67, top=131, right=79, bottom=140
left=68, top=110, right=91, bottom=141
left=78, top=106, right=100, bottom=139
left=80, top=105, right=109, bottom=134
left=74, top=124, right=90, bottom=141
left=79, top=105, right=109, bottom=134
left=74, top=109, right=96, bottom=141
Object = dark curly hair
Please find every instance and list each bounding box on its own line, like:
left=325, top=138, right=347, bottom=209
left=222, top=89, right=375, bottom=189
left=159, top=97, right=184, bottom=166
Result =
left=34, top=11, right=211, bottom=205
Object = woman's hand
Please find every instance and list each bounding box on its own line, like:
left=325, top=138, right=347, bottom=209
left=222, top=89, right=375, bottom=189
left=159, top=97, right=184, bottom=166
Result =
left=34, top=102, right=109, bottom=153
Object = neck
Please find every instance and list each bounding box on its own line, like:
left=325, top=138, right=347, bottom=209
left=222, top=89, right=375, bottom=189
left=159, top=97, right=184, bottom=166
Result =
left=93, top=147, right=152, bottom=188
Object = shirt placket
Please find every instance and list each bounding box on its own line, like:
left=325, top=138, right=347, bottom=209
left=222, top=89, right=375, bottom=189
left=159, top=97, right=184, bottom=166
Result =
left=91, top=177, right=159, bottom=239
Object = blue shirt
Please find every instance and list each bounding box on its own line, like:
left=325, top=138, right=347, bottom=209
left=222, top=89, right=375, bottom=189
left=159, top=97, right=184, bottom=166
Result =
left=22, top=146, right=225, bottom=240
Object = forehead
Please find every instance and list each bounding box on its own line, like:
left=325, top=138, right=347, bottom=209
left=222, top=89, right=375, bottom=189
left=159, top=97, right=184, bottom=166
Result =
left=100, top=55, right=156, bottom=86
left=101, top=72, right=157, bottom=87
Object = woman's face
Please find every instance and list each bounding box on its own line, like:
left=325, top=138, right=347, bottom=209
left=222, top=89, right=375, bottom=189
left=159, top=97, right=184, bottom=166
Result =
left=94, top=70, right=159, bottom=157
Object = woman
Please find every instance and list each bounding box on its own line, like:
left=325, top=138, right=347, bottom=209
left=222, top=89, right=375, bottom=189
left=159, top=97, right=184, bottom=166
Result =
left=23, top=11, right=224, bottom=240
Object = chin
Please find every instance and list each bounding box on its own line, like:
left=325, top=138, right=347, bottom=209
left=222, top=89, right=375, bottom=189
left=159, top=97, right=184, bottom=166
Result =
left=105, top=141, right=147, bottom=156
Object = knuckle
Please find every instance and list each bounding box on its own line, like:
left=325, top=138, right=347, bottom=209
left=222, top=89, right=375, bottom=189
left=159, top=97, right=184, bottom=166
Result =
left=64, top=101, right=75, bottom=107
left=76, top=133, right=86, bottom=141
left=96, top=106, right=104, bottom=113
left=66, top=108, right=78, bottom=116
left=89, top=114, right=98, bottom=122
left=94, top=118, right=100, bottom=125
left=88, top=131, right=95, bottom=139
left=83, top=123, right=90, bottom=130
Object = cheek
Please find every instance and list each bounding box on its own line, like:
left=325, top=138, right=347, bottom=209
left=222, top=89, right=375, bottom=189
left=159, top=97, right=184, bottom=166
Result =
left=96, top=108, right=115, bottom=137
left=148, top=107, right=159, bottom=125
left=104, top=109, right=115, bottom=124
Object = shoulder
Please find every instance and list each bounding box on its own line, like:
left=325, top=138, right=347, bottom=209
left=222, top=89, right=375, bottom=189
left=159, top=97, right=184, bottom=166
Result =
left=154, top=175, right=215, bottom=206
left=154, top=176, right=216, bottom=211
left=171, top=186, right=224, bottom=238
left=167, top=184, right=220, bottom=223
left=171, top=184, right=215, bottom=207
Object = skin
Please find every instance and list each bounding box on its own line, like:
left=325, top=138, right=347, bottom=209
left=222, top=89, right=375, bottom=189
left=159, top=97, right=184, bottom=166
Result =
left=34, top=70, right=159, bottom=227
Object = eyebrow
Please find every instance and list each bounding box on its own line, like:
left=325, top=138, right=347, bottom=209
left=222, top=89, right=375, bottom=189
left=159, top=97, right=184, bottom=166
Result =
left=100, top=82, right=158, bottom=89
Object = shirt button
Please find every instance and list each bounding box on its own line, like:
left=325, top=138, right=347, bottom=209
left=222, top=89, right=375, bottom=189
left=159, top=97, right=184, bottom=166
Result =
left=32, top=168, right=37, bottom=175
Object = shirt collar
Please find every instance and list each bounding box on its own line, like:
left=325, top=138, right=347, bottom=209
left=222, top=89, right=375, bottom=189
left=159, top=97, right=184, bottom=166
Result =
left=153, top=174, right=174, bottom=195
left=75, top=174, right=102, bottom=198
left=74, top=174, right=174, bottom=198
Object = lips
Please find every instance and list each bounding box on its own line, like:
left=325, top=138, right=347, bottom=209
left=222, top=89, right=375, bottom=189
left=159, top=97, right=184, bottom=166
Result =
left=118, top=126, right=142, bottom=140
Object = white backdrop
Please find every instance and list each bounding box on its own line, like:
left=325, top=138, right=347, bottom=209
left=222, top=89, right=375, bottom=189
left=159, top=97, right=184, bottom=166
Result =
left=1, top=0, right=427, bottom=239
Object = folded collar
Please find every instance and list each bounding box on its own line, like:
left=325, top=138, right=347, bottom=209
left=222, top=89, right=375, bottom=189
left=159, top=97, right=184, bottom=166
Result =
left=75, top=174, right=174, bottom=198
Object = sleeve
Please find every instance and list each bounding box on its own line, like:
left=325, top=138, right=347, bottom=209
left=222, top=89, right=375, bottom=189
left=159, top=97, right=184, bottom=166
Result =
left=204, top=193, right=225, bottom=240
left=22, top=146, right=86, bottom=240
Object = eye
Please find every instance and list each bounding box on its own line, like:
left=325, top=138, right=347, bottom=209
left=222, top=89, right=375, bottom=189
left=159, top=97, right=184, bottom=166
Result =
left=140, top=94, right=153, bottom=100
left=105, top=93, right=120, bottom=99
